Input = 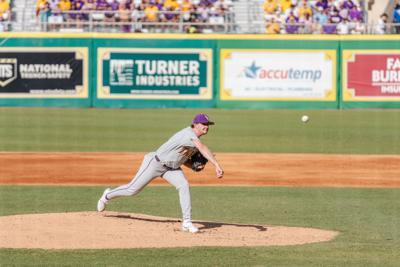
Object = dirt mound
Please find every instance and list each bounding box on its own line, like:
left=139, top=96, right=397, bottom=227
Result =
left=0, top=212, right=338, bottom=249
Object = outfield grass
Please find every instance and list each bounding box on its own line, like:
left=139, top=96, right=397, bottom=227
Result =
left=0, top=107, right=399, bottom=154
left=0, top=185, right=399, bottom=266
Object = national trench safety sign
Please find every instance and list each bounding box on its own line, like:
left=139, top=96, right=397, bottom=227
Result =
left=0, top=48, right=88, bottom=98
left=98, top=48, right=213, bottom=99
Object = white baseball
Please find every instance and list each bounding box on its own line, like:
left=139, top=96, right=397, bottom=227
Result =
left=301, top=115, right=309, bottom=123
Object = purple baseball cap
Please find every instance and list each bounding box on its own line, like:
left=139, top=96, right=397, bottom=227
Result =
left=192, top=113, right=215, bottom=125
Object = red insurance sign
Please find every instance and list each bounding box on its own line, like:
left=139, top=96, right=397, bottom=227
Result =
left=347, top=53, right=400, bottom=97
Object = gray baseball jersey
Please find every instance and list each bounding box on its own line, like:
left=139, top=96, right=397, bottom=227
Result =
left=156, top=126, right=200, bottom=169
left=104, top=126, right=200, bottom=222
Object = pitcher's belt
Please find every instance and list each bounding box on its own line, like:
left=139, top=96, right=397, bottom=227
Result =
left=154, top=155, right=176, bottom=170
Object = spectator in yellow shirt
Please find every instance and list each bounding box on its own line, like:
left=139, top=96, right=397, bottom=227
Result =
left=263, top=0, right=278, bottom=21
left=181, top=0, right=191, bottom=12
left=279, top=0, right=291, bottom=13
left=58, top=0, right=72, bottom=21
left=162, top=0, right=179, bottom=24
left=180, top=0, right=192, bottom=23
left=58, top=0, right=71, bottom=12
left=0, top=0, right=10, bottom=21
left=144, top=2, right=159, bottom=22
left=266, top=17, right=280, bottom=34
left=164, top=0, right=179, bottom=10
left=298, top=0, right=312, bottom=19
left=36, top=0, right=47, bottom=16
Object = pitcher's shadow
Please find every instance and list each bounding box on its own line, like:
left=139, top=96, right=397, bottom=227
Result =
left=105, top=214, right=267, bottom=232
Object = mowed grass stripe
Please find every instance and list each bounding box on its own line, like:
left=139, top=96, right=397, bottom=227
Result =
left=0, top=107, right=399, bottom=154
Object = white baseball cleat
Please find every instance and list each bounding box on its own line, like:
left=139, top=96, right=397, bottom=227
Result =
left=182, top=221, right=199, bottom=233
left=97, top=188, right=111, bottom=212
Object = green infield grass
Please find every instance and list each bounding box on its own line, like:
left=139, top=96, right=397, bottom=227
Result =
left=0, top=107, right=399, bottom=154
left=0, top=185, right=399, bottom=266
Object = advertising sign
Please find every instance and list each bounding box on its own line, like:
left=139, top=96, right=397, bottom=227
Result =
left=98, top=48, right=212, bottom=99
left=220, top=49, right=336, bottom=101
left=0, top=48, right=88, bottom=98
left=343, top=50, right=400, bottom=101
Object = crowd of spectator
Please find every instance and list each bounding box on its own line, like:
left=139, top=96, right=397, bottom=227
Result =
left=0, top=0, right=11, bottom=31
left=30, top=0, right=400, bottom=34
left=264, top=0, right=367, bottom=34
left=35, top=0, right=234, bottom=33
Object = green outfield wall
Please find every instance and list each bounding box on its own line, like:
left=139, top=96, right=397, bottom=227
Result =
left=0, top=33, right=399, bottom=109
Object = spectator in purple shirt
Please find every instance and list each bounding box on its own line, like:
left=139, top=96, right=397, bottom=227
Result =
left=200, top=0, right=214, bottom=7
left=314, top=0, right=328, bottom=10
left=104, top=0, right=119, bottom=24
left=162, top=6, right=177, bottom=23
left=342, top=0, right=355, bottom=10
left=322, top=17, right=337, bottom=34
left=154, top=0, right=163, bottom=11
left=69, top=0, right=82, bottom=21
left=96, top=0, right=108, bottom=10
left=285, top=13, right=299, bottom=34
left=348, top=5, right=363, bottom=22
left=82, top=0, right=95, bottom=20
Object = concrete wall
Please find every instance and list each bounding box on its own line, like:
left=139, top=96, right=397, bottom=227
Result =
left=367, top=0, right=393, bottom=24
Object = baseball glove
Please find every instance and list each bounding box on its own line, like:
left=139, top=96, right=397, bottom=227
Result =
left=184, top=152, right=208, bottom=172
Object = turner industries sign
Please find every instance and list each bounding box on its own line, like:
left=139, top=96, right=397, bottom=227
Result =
left=98, top=48, right=212, bottom=99
left=344, top=51, right=400, bottom=101
left=0, top=48, right=88, bottom=98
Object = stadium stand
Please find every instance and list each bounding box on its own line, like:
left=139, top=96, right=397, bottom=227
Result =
left=261, top=0, right=367, bottom=34
left=2, top=0, right=399, bottom=33
left=32, top=0, right=236, bottom=33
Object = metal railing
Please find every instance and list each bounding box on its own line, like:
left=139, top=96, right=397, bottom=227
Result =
left=269, top=22, right=400, bottom=35
left=31, top=10, right=238, bottom=33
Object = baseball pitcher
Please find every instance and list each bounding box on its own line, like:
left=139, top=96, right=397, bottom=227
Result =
left=97, top=113, right=224, bottom=233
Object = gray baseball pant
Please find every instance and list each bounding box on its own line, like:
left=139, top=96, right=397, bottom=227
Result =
left=104, top=152, right=192, bottom=222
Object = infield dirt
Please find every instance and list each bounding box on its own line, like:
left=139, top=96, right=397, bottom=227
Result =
left=1, top=152, right=399, bottom=187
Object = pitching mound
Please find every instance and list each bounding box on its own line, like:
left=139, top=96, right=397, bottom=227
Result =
left=0, top=212, right=338, bottom=249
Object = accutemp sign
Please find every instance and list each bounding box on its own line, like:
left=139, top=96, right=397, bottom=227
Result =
left=220, top=49, right=336, bottom=101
